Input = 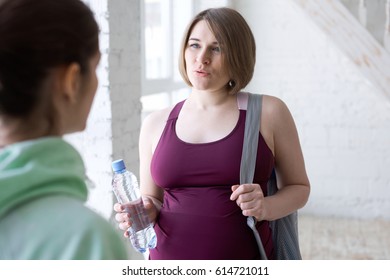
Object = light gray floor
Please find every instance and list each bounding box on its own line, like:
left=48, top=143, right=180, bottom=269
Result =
left=298, top=214, right=390, bottom=259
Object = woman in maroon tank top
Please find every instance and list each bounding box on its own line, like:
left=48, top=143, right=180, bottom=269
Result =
left=114, top=7, right=310, bottom=260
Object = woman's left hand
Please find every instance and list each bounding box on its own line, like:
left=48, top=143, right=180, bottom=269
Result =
left=230, top=183, right=267, bottom=221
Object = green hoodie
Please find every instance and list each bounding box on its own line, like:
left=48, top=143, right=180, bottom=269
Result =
left=0, top=137, right=128, bottom=259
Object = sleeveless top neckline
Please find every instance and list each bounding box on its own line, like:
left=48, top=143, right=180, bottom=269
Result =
left=168, top=100, right=243, bottom=146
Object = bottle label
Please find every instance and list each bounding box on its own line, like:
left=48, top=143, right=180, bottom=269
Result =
left=124, top=198, right=151, bottom=232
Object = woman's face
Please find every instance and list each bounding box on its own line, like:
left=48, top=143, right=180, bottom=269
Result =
left=184, top=20, right=230, bottom=93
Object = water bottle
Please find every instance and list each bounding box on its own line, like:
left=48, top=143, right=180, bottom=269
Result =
left=111, top=159, right=157, bottom=253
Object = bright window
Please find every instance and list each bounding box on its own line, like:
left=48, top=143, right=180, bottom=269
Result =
left=141, top=0, right=193, bottom=117
left=141, top=0, right=229, bottom=118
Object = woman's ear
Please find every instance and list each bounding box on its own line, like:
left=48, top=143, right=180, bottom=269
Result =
left=61, top=62, right=81, bottom=103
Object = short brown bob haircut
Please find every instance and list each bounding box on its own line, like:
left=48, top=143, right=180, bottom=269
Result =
left=178, top=7, right=256, bottom=95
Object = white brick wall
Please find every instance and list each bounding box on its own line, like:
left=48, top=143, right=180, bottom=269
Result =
left=67, top=0, right=142, bottom=219
left=66, top=0, right=143, bottom=259
left=66, top=0, right=114, bottom=220
left=233, top=0, right=390, bottom=220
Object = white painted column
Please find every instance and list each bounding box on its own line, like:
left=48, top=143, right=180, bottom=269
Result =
left=66, top=0, right=144, bottom=259
left=385, top=0, right=390, bottom=52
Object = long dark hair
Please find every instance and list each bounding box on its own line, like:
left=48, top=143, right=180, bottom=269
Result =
left=0, top=0, right=99, bottom=117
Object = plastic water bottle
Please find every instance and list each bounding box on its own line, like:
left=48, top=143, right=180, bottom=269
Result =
left=111, top=159, right=157, bottom=253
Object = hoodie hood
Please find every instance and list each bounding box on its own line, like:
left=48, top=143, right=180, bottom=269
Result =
left=0, top=137, right=88, bottom=220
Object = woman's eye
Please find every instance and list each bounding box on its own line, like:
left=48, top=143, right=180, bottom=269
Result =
left=189, top=43, right=200, bottom=49
left=212, top=46, right=221, bottom=52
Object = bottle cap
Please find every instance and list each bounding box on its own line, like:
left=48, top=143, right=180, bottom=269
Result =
left=111, top=159, right=126, bottom=172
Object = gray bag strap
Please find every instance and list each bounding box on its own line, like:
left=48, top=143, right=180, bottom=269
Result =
left=239, top=92, right=262, bottom=184
left=239, top=92, right=268, bottom=260
left=239, top=92, right=302, bottom=260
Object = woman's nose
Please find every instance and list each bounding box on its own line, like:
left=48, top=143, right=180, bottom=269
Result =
left=196, top=50, right=210, bottom=65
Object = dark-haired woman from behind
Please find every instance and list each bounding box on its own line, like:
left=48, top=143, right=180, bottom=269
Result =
left=0, top=0, right=128, bottom=259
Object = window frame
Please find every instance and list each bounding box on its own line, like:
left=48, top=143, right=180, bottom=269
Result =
left=141, top=0, right=194, bottom=97
left=140, top=0, right=230, bottom=114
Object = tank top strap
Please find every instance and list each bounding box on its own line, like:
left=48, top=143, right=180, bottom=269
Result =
left=237, top=91, right=249, bottom=110
left=167, top=93, right=250, bottom=120
left=167, top=100, right=185, bottom=121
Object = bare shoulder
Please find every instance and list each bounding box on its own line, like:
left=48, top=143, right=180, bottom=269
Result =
left=262, top=94, right=296, bottom=129
left=260, top=94, right=295, bottom=154
left=142, top=106, right=172, bottom=130
left=140, top=105, right=175, bottom=150
left=262, top=94, right=291, bottom=121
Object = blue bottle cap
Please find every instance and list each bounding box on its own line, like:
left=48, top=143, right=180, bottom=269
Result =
left=111, top=159, right=126, bottom=172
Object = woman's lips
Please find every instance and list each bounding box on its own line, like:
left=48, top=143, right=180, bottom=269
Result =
left=194, top=70, right=209, bottom=77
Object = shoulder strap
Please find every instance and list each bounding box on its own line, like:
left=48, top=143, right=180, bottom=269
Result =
left=239, top=93, right=268, bottom=260
left=167, top=100, right=185, bottom=121
left=237, top=91, right=249, bottom=110
left=240, top=93, right=262, bottom=184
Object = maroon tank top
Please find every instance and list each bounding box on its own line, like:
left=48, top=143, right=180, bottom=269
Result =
left=150, top=100, right=275, bottom=259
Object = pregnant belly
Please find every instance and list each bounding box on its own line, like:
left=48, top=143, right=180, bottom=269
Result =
left=149, top=187, right=261, bottom=260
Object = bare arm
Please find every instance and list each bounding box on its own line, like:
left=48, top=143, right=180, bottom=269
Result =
left=231, top=95, right=310, bottom=221
left=262, top=95, right=310, bottom=221
left=114, top=107, right=171, bottom=234
left=138, top=109, right=168, bottom=210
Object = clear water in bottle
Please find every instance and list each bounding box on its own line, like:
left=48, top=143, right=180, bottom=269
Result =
left=111, top=159, right=157, bottom=253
